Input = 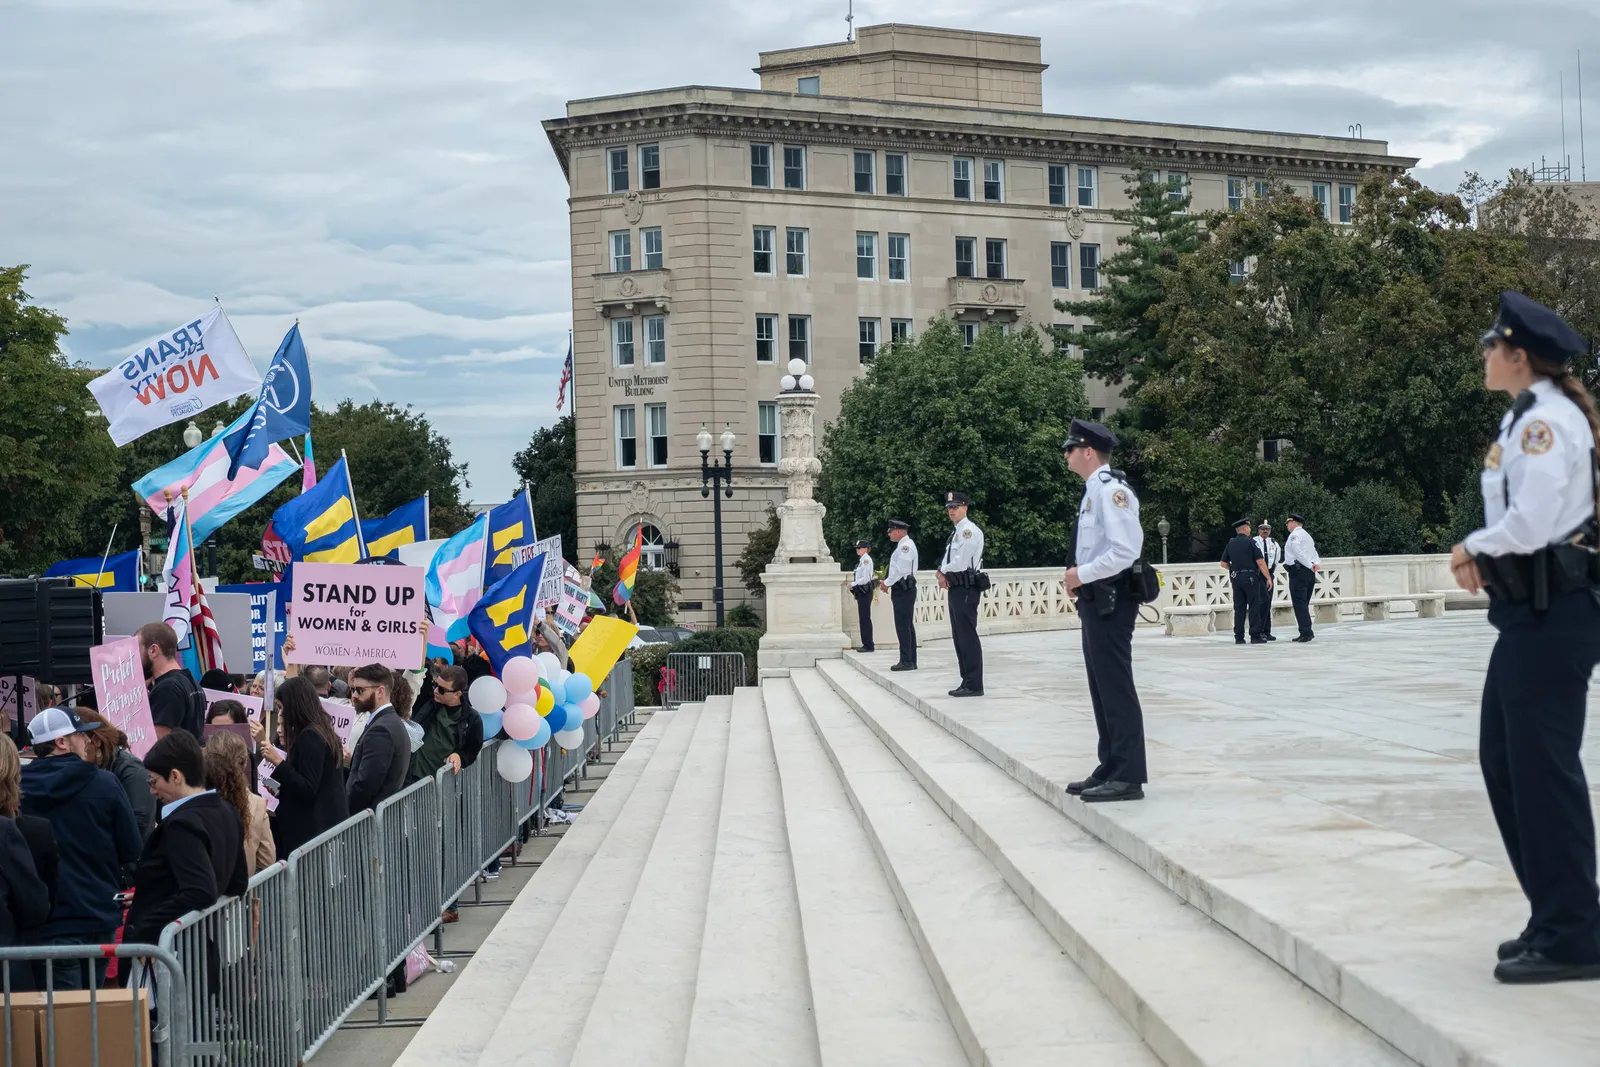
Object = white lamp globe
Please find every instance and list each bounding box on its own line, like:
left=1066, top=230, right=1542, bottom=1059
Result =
left=780, top=374, right=798, bottom=391
left=787, top=358, right=807, bottom=377
left=798, top=374, right=815, bottom=391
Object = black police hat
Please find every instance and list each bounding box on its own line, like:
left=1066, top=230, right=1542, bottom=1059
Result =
left=1257, top=519, right=1272, bottom=529
left=943, top=491, right=971, bottom=508
left=1287, top=513, right=1306, bottom=524
left=1232, top=517, right=1251, bottom=530
left=886, top=518, right=909, bottom=530
left=1482, top=291, right=1588, bottom=365
left=1063, top=418, right=1119, bottom=453
left=854, top=539, right=871, bottom=549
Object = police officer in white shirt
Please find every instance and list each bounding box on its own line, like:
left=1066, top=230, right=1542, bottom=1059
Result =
left=1451, top=291, right=1600, bottom=985
left=849, top=539, right=876, bottom=653
left=936, top=492, right=985, bottom=696
left=880, top=520, right=920, bottom=671
left=1061, top=420, right=1148, bottom=803
left=1283, top=513, right=1321, bottom=641
left=1255, top=520, right=1283, bottom=641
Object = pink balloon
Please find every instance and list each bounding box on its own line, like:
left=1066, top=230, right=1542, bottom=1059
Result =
left=501, top=656, right=540, bottom=695
left=580, top=693, right=601, bottom=720
left=503, top=703, right=539, bottom=741
left=507, top=688, right=539, bottom=708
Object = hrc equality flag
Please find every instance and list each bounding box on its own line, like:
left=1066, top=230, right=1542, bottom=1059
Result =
left=612, top=525, right=643, bottom=605
left=45, top=549, right=141, bottom=591
left=425, top=514, right=487, bottom=659
left=468, top=552, right=546, bottom=675
left=362, top=496, right=429, bottom=558
left=132, top=404, right=299, bottom=545
left=484, top=489, right=536, bottom=587
left=270, top=456, right=364, bottom=564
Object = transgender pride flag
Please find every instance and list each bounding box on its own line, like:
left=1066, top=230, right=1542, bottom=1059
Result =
left=425, top=513, right=489, bottom=659
left=132, top=405, right=299, bottom=544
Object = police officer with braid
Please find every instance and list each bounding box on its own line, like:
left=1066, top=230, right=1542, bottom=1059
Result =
left=1452, top=291, right=1600, bottom=984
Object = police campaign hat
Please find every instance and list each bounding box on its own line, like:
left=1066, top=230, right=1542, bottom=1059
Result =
left=886, top=518, right=909, bottom=530
left=1232, top=517, right=1252, bottom=531
left=854, top=539, right=871, bottom=549
left=1287, top=513, right=1306, bottom=524
left=1062, top=418, right=1119, bottom=452
left=943, top=491, right=972, bottom=508
left=1482, top=291, right=1588, bottom=364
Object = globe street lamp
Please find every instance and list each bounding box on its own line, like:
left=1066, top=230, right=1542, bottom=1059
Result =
left=1157, top=516, right=1171, bottom=565
left=182, top=420, right=203, bottom=449
left=699, top=424, right=736, bottom=627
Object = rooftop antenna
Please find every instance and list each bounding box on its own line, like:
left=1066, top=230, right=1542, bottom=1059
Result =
left=1562, top=72, right=1570, bottom=181
left=1580, top=49, right=1588, bottom=181
left=846, top=0, right=854, bottom=41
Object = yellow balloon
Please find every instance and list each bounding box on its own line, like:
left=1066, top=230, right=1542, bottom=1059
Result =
left=536, top=685, right=556, bottom=716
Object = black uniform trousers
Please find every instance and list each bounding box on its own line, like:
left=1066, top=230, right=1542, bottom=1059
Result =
left=1080, top=585, right=1148, bottom=784
left=1230, top=573, right=1261, bottom=640
left=1481, top=589, right=1600, bottom=964
left=1255, top=570, right=1275, bottom=636
left=852, top=585, right=874, bottom=651
left=891, top=581, right=918, bottom=665
left=1287, top=564, right=1316, bottom=638
left=947, top=584, right=983, bottom=690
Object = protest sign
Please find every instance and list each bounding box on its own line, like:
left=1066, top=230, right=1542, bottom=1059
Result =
left=287, top=562, right=427, bottom=670
left=90, top=637, right=157, bottom=758
left=204, top=688, right=264, bottom=722
left=554, top=565, right=587, bottom=637
left=204, top=722, right=255, bottom=751
left=322, top=699, right=356, bottom=746
left=0, top=677, right=39, bottom=725
left=515, top=535, right=565, bottom=607
left=217, top=584, right=283, bottom=672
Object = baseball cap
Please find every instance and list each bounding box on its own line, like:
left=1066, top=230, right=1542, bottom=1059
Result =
left=27, top=706, right=102, bottom=746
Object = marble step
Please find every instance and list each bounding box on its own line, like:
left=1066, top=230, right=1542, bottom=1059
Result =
left=841, top=654, right=1600, bottom=1067
left=568, top=696, right=733, bottom=1066
left=683, top=688, right=821, bottom=1067
left=473, top=702, right=705, bottom=1067
left=762, top=678, right=969, bottom=1067
left=395, top=710, right=667, bottom=1067
left=788, top=669, right=1159, bottom=1067
left=814, top=659, right=1415, bottom=1067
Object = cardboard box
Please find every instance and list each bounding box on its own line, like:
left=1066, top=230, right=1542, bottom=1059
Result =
left=4, top=988, right=152, bottom=1067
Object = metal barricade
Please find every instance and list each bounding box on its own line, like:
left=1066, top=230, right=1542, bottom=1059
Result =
left=661, top=652, right=745, bottom=709
left=373, top=777, right=442, bottom=975
left=437, top=756, right=484, bottom=906
left=0, top=944, right=187, bottom=1067
left=475, top=741, right=519, bottom=871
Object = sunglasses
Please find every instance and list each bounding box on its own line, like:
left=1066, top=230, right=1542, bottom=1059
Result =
left=435, top=686, right=458, bottom=695
left=349, top=684, right=381, bottom=697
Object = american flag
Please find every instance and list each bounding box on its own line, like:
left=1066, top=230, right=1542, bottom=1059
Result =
left=192, top=581, right=227, bottom=673
left=556, top=337, right=573, bottom=412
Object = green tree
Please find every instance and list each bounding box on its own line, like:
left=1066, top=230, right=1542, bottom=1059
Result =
left=736, top=505, right=780, bottom=597
left=588, top=555, right=678, bottom=626
left=818, top=317, right=1087, bottom=566
left=1338, top=481, right=1423, bottom=555
left=1249, top=475, right=1351, bottom=557
left=511, top=414, right=578, bottom=561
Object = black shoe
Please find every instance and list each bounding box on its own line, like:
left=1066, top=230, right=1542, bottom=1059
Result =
left=1265, top=635, right=1277, bottom=641
left=1080, top=780, right=1144, bottom=803
left=855, top=647, right=874, bottom=653
left=1250, top=638, right=1269, bottom=644
left=948, top=687, right=984, bottom=697
left=890, top=662, right=917, bottom=672
left=1494, top=951, right=1600, bottom=984
left=1066, top=775, right=1104, bottom=796
left=1498, top=937, right=1532, bottom=961
left=1235, top=638, right=1246, bottom=645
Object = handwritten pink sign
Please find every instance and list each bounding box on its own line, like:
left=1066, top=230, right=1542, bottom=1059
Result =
left=91, top=637, right=157, bottom=758
left=287, top=562, right=427, bottom=670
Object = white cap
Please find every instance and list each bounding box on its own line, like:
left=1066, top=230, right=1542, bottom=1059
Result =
left=27, top=706, right=101, bottom=746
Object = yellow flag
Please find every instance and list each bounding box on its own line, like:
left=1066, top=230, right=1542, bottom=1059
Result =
left=568, top=616, right=639, bottom=683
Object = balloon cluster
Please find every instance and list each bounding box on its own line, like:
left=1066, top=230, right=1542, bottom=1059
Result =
left=471, top=652, right=600, bottom=783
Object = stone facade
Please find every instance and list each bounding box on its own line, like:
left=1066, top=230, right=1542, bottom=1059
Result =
left=543, top=24, right=1417, bottom=629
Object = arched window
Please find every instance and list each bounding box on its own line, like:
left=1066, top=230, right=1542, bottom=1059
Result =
left=628, top=523, right=666, bottom=570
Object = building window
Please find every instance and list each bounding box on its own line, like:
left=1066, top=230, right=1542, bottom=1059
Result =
left=953, top=158, right=973, bottom=200
left=609, top=230, right=632, bottom=273
left=1228, top=260, right=1248, bottom=286
left=983, top=159, right=1004, bottom=202
left=751, top=143, right=772, bottom=188
left=885, top=153, right=906, bottom=196
left=788, top=315, right=810, bottom=363
left=645, top=315, right=666, bottom=364
left=612, top=317, right=634, bottom=367
left=785, top=227, right=808, bottom=276
left=1091, top=407, right=1106, bottom=422
left=608, top=147, right=628, bottom=193
left=797, top=76, right=820, bottom=95
left=783, top=145, right=806, bottom=190
left=639, top=144, right=661, bottom=190
left=1077, top=166, right=1097, bottom=207
left=753, top=226, right=775, bottom=274
left=615, top=406, right=637, bottom=469
left=1227, top=176, right=1246, bottom=211
left=755, top=314, right=777, bottom=362
left=1048, top=165, right=1067, bottom=206
left=854, top=151, right=875, bottom=194
left=858, top=318, right=879, bottom=363
left=1080, top=244, right=1101, bottom=290
left=1167, top=171, right=1188, bottom=206
left=1255, top=179, right=1272, bottom=200
left=642, top=227, right=663, bottom=270
left=646, top=404, right=667, bottom=467
left=1263, top=438, right=1284, bottom=463
left=1338, top=183, right=1356, bottom=224
left=1053, top=323, right=1076, bottom=356
left=1312, top=183, right=1330, bottom=219
left=758, top=402, right=779, bottom=464
left=890, top=318, right=912, bottom=345
left=1050, top=242, right=1071, bottom=288
left=960, top=322, right=978, bottom=349
left=887, top=233, right=908, bottom=281
left=955, top=237, right=976, bottom=278
left=856, top=232, right=877, bottom=280
left=985, top=238, right=1007, bottom=279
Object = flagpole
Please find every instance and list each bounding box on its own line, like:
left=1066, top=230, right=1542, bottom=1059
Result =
left=180, top=489, right=210, bottom=674
left=343, top=450, right=368, bottom=557
left=85, top=523, right=119, bottom=589
left=522, top=481, right=536, bottom=540
left=424, top=490, right=431, bottom=541
left=282, top=436, right=303, bottom=465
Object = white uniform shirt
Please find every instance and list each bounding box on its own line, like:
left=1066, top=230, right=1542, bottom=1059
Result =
left=885, top=536, right=919, bottom=584
left=1074, top=465, right=1144, bottom=584
left=940, top=517, right=985, bottom=573
left=1465, top=378, right=1597, bottom=557
left=1255, top=535, right=1282, bottom=572
left=851, top=553, right=875, bottom=587
left=1284, top=527, right=1320, bottom=569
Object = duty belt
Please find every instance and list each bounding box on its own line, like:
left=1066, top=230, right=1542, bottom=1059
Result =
left=1476, top=544, right=1600, bottom=610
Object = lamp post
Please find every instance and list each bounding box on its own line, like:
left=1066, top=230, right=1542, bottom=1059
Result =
left=1157, top=516, right=1171, bottom=565
left=699, top=424, right=736, bottom=628
left=182, top=420, right=203, bottom=449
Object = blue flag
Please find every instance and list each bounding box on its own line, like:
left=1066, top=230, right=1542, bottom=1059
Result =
left=229, top=323, right=313, bottom=479
left=45, top=549, right=141, bottom=591
left=467, top=552, right=545, bottom=675
left=270, top=456, right=364, bottom=563
left=361, top=496, right=428, bottom=559
left=485, top=488, right=536, bottom=586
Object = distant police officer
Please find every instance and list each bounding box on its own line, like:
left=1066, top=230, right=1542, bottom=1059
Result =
left=850, top=539, right=876, bottom=653
left=1452, top=291, right=1600, bottom=984
left=1283, top=514, right=1321, bottom=642
left=881, top=520, right=919, bottom=671
left=937, top=492, right=985, bottom=696
left=1255, top=520, right=1282, bottom=641
left=1062, top=420, right=1148, bottom=803
left=1221, top=519, right=1271, bottom=644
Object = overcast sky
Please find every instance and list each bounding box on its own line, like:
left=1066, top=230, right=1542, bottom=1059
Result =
left=4, top=0, right=1597, bottom=504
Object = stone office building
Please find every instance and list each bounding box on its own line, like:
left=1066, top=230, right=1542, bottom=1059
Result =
left=542, top=23, right=1415, bottom=629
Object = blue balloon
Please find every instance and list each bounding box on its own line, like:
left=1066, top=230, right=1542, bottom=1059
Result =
left=563, top=673, right=594, bottom=704
left=513, top=717, right=552, bottom=750
left=478, top=710, right=504, bottom=738
left=560, top=703, right=584, bottom=733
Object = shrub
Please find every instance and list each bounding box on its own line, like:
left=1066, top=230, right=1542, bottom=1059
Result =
left=725, top=603, right=764, bottom=630
left=737, top=505, right=782, bottom=596
left=1250, top=475, right=1353, bottom=556
left=1338, top=481, right=1424, bottom=556
left=626, top=643, right=671, bottom=707
left=674, top=626, right=763, bottom=686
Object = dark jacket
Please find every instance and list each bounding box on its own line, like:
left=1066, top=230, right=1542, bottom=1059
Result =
left=124, top=792, right=247, bottom=945
left=1221, top=534, right=1265, bottom=578
left=270, top=729, right=349, bottom=856
left=19, top=756, right=142, bottom=937
left=110, top=748, right=156, bottom=840
left=346, top=706, right=411, bottom=812
left=407, top=697, right=484, bottom=783
left=15, top=814, right=58, bottom=917
left=0, top=818, right=51, bottom=949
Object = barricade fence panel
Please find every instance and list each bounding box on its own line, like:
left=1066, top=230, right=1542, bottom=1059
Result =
left=475, top=740, right=520, bottom=866
left=374, top=777, right=443, bottom=974
left=0, top=943, right=186, bottom=1067
left=436, top=759, right=483, bottom=906
left=662, top=652, right=744, bottom=709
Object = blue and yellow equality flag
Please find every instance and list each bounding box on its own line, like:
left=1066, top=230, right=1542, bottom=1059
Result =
left=361, top=495, right=428, bottom=559
left=467, top=551, right=546, bottom=675
left=45, top=549, right=142, bottom=591
left=270, top=455, right=365, bottom=564
left=484, top=488, right=536, bottom=586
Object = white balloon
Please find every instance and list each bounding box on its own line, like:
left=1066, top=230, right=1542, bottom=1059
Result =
left=553, top=668, right=571, bottom=691
left=535, top=651, right=562, bottom=678
left=496, top=742, right=533, bottom=783
left=554, top=727, right=585, bottom=750
left=468, top=676, right=507, bottom=714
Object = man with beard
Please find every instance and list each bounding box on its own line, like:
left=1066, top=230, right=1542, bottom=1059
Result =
left=137, top=622, right=206, bottom=742
left=345, top=664, right=410, bottom=812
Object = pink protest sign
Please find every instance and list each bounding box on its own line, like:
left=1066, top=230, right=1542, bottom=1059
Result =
left=321, top=699, right=356, bottom=746
left=0, top=677, right=39, bottom=725
left=90, top=637, right=158, bottom=758
left=204, top=689, right=264, bottom=722
left=287, top=562, right=427, bottom=670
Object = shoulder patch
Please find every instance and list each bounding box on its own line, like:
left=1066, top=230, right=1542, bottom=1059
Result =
left=1111, top=488, right=1130, bottom=509
left=1485, top=442, right=1502, bottom=470
left=962, top=529, right=972, bottom=540
left=898, top=544, right=910, bottom=554
left=1521, top=420, right=1554, bottom=456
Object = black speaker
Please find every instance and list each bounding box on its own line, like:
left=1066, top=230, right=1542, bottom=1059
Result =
left=0, top=578, right=104, bottom=684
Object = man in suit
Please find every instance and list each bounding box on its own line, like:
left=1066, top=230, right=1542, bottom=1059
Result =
left=346, top=664, right=411, bottom=812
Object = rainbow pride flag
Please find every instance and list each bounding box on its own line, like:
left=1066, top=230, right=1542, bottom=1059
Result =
left=612, top=526, right=643, bottom=605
